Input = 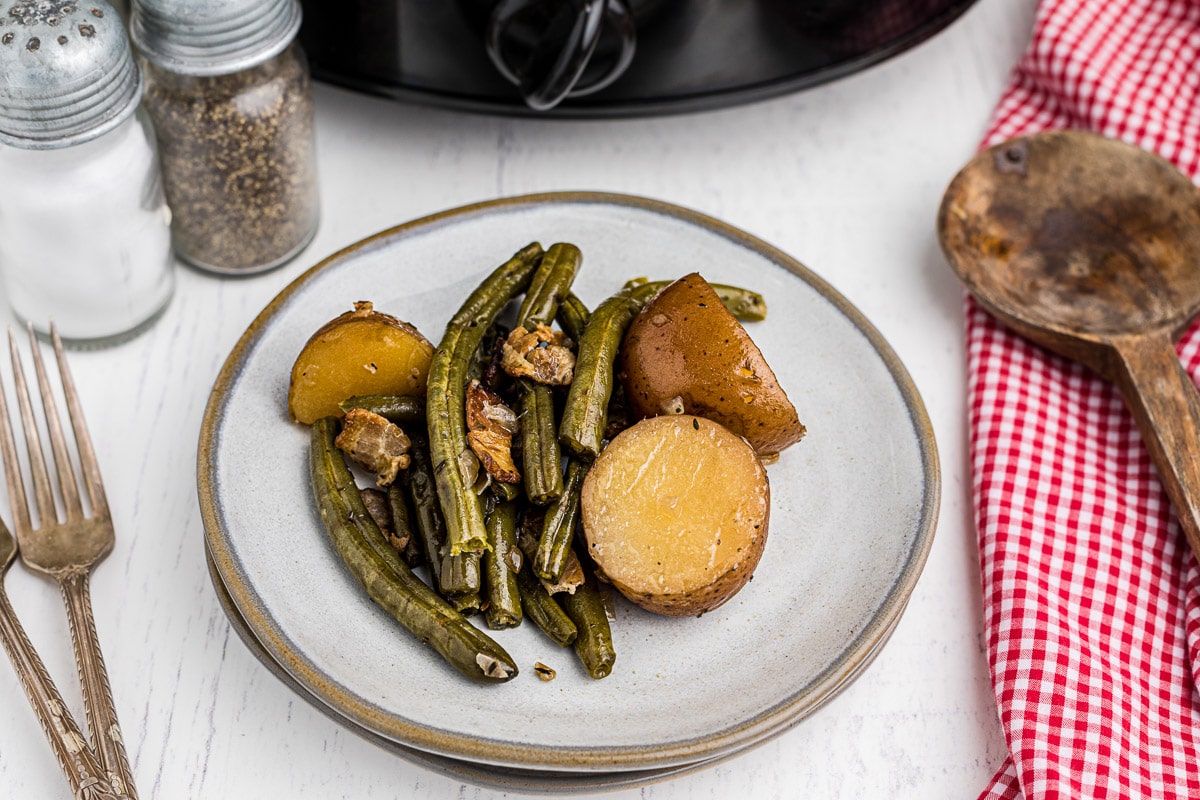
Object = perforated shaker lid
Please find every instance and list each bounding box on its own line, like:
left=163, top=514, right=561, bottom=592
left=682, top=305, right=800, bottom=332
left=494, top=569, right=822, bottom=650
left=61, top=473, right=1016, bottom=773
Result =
left=0, top=0, right=141, bottom=149
left=129, top=0, right=301, bottom=77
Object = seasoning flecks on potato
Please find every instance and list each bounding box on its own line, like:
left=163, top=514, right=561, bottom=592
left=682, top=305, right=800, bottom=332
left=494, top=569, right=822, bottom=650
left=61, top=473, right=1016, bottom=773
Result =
left=288, top=301, right=434, bottom=425
left=619, top=273, right=805, bottom=457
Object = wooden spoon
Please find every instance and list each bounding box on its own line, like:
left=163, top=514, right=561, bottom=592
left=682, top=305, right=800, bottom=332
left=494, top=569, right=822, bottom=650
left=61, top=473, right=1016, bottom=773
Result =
left=938, top=130, right=1200, bottom=561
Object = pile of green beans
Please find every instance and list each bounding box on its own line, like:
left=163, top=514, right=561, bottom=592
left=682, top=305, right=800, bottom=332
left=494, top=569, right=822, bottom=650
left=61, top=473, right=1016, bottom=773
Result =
left=310, top=418, right=517, bottom=683
left=306, top=242, right=769, bottom=684
left=516, top=243, right=581, bottom=506
left=426, top=242, right=544, bottom=556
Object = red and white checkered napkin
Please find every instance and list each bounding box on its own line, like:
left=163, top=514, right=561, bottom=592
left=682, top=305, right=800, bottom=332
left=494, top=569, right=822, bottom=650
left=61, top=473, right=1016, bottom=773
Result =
left=968, top=1, right=1200, bottom=797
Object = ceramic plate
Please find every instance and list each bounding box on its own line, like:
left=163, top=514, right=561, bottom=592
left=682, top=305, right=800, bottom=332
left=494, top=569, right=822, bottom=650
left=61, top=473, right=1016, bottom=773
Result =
left=205, top=542, right=907, bottom=793
left=198, top=192, right=939, bottom=773
left=206, top=544, right=733, bottom=794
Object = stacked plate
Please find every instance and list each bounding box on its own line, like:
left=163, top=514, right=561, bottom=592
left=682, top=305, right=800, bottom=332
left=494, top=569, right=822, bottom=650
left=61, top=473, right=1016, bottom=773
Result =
left=197, top=193, right=940, bottom=793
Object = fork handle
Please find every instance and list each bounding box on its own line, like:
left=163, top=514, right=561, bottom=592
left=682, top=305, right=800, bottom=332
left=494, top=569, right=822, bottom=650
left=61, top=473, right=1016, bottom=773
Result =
left=0, top=586, right=123, bottom=799
left=60, top=572, right=138, bottom=800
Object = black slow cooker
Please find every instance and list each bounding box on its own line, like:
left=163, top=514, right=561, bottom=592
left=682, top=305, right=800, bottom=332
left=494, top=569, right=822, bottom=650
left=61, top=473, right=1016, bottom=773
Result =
left=298, top=0, right=979, bottom=117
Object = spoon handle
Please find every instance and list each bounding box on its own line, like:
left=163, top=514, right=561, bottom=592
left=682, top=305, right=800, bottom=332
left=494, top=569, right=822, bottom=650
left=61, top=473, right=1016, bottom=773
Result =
left=1113, top=332, right=1200, bottom=561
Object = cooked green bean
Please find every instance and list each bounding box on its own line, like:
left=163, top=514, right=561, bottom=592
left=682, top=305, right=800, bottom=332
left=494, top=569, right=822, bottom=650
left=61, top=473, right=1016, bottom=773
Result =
left=339, top=394, right=426, bottom=425
left=449, top=590, right=483, bottom=617
left=557, top=293, right=590, bottom=342
left=516, top=243, right=581, bottom=329
left=490, top=479, right=522, bottom=503
left=558, top=282, right=658, bottom=459
left=427, top=242, right=544, bottom=555
left=559, top=569, right=615, bottom=679
left=622, top=278, right=767, bottom=321
left=516, top=569, right=578, bottom=647
left=402, top=435, right=447, bottom=587
left=440, top=550, right=481, bottom=597
left=310, top=418, right=517, bottom=683
left=534, top=459, right=587, bottom=582
left=520, top=382, right=562, bottom=505
left=483, top=501, right=522, bottom=630
left=386, top=482, right=424, bottom=567
left=514, top=243, right=580, bottom=505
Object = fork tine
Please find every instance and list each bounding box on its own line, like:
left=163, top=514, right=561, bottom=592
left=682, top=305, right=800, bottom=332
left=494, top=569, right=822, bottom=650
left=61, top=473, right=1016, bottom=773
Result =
left=0, top=351, right=31, bottom=537
left=27, top=323, right=82, bottom=523
left=8, top=329, right=55, bottom=528
left=50, top=324, right=107, bottom=519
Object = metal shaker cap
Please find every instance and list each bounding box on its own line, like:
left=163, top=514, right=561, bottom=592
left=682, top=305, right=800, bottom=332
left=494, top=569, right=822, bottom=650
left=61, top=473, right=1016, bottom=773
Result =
left=129, top=0, right=301, bottom=76
left=0, top=0, right=141, bottom=149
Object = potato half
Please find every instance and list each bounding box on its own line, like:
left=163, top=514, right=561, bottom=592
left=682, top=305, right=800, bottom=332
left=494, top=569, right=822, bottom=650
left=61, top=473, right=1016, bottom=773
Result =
left=620, top=273, right=805, bottom=456
left=288, top=302, right=433, bottom=424
left=581, top=414, right=770, bottom=617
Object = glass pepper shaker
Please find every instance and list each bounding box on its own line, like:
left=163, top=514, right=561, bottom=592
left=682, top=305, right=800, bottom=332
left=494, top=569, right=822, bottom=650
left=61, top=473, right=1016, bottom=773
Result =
left=130, top=0, right=319, bottom=275
left=0, top=0, right=175, bottom=345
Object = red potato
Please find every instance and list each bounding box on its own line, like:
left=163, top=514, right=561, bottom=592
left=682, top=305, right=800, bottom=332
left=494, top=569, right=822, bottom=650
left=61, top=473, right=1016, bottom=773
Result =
left=620, top=273, right=805, bottom=456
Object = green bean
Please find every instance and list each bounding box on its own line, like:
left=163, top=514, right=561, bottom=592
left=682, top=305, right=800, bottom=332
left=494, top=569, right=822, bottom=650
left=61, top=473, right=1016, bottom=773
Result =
left=393, top=434, right=480, bottom=605
left=439, top=550, right=481, bottom=597
left=559, top=569, right=615, bottom=679
left=386, top=483, right=424, bottom=567
left=309, top=418, right=516, bottom=683
left=514, top=243, right=580, bottom=505
left=483, top=501, right=522, bottom=630
left=402, top=435, right=447, bottom=587
left=534, top=459, right=587, bottom=582
left=622, top=278, right=767, bottom=321
left=516, top=569, right=578, bottom=647
left=558, top=282, right=658, bottom=459
left=449, top=590, right=483, bottom=617
left=556, top=293, right=591, bottom=342
left=339, top=394, right=426, bottom=425
left=427, top=242, right=544, bottom=555
left=516, top=243, right=581, bottom=328
left=520, top=382, right=562, bottom=505
left=490, top=479, right=522, bottom=503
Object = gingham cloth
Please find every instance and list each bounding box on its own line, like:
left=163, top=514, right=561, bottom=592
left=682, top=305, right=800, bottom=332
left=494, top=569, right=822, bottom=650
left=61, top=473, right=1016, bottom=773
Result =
left=970, top=1, right=1200, bottom=797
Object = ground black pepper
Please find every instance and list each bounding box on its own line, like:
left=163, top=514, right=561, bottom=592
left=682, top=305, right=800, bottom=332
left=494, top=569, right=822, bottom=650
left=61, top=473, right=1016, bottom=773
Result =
left=140, top=42, right=318, bottom=274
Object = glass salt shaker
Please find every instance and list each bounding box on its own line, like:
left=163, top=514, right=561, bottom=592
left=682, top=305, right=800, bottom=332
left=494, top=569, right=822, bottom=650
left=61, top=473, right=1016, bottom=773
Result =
left=0, top=0, right=175, bottom=345
left=130, top=0, right=319, bottom=275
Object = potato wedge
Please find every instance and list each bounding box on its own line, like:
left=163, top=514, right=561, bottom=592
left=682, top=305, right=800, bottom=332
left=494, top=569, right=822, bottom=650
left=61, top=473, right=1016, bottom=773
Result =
left=288, top=302, right=434, bottom=425
left=581, top=415, right=770, bottom=617
left=619, top=273, right=805, bottom=456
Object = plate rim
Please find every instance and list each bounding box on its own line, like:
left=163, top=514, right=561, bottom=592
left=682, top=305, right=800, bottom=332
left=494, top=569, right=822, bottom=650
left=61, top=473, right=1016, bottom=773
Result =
left=205, top=541, right=909, bottom=794
left=197, top=190, right=941, bottom=772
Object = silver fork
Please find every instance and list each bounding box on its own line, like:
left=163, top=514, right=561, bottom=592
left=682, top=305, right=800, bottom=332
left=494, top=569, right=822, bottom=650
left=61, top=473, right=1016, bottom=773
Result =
left=0, top=323, right=138, bottom=799
left=0, top=515, right=122, bottom=799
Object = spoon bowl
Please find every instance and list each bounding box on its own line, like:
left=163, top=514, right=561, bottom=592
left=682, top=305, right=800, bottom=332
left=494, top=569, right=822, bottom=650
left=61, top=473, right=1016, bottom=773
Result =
left=939, top=129, right=1200, bottom=560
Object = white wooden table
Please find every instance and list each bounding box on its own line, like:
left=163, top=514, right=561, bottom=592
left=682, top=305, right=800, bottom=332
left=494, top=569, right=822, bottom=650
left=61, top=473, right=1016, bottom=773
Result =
left=0, top=1, right=1033, bottom=795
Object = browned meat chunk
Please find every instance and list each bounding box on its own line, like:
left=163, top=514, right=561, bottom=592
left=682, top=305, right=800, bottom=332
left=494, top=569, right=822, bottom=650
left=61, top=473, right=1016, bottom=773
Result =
left=501, top=324, right=575, bottom=385
left=465, top=379, right=521, bottom=484
left=335, top=408, right=411, bottom=486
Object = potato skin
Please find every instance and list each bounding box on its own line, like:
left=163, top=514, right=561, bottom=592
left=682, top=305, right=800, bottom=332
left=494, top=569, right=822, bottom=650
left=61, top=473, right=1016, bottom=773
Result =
left=619, top=273, right=805, bottom=456
left=581, top=415, right=770, bottom=617
left=288, top=302, right=433, bottom=425
left=615, top=564, right=766, bottom=617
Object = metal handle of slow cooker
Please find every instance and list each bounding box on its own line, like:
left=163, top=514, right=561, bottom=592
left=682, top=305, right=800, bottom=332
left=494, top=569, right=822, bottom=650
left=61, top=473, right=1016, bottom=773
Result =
left=487, top=0, right=636, bottom=111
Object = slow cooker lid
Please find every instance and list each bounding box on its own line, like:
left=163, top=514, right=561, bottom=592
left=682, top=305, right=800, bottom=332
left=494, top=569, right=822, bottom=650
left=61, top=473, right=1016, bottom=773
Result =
left=298, top=0, right=980, bottom=117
